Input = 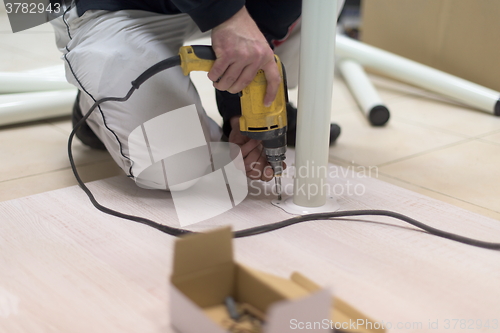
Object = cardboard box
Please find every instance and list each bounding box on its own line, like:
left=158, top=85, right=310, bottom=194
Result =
left=170, top=227, right=385, bottom=333
left=361, top=0, right=500, bottom=92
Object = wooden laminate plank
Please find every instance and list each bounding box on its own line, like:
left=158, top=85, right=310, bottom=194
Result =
left=0, top=160, right=499, bottom=332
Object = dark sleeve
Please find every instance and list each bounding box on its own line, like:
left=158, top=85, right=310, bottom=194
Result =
left=170, top=0, right=246, bottom=32
left=246, top=0, right=302, bottom=42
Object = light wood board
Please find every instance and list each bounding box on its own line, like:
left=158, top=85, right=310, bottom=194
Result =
left=0, top=160, right=499, bottom=333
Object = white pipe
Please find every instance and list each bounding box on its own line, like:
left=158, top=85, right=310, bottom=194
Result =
left=21, top=65, right=65, bottom=76
left=0, top=71, right=72, bottom=93
left=294, top=0, right=339, bottom=207
left=338, top=58, right=390, bottom=126
left=336, top=35, right=500, bottom=115
left=0, top=90, right=77, bottom=126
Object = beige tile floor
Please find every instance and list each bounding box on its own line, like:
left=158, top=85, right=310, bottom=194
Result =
left=1, top=11, right=500, bottom=221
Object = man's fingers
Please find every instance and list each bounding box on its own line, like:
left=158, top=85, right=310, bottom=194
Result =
left=214, top=62, right=246, bottom=91
left=250, top=163, right=274, bottom=182
left=244, top=146, right=275, bottom=182
left=207, top=56, right=231, bottom=83
left=262, top=60, right=281, bottom=107
left=260, top=164, right=274, bottom=181
left=246, top=155, right=273, bottom=181
left=243, top=145, right=263, bottom=172
left=208, top=47, right=279, bottom=106
left=227, top=64, right=259, bottom=94
left=240, top=138, right=261, bottom=158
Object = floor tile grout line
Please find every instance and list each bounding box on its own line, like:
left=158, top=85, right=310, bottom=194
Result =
left=45, top=119, right=72, bottom=136
left=376, top=90, right=429, bottom=104
left=332, top=82, right=415, bottom=112
left=377, top=172, right=500, bottom=216
left=374, top=88, right=443, bottom=107
left=328, top=136, right=475, bottom=169
left=472, top=128, right=500, bottom=139
left=0, top=159, right=115, bottom=184
left=393, top=113, right=500, bottom=140
left=389, top=115, right=478, bottom=139
left=476, top=138, right=500, bottom=148
left=328, top=156, right=368, bottom=169
left=376, top=137, right=476, bottom=168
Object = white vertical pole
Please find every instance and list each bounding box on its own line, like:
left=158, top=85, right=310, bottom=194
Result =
left=294, top=0, right=339, bottom=207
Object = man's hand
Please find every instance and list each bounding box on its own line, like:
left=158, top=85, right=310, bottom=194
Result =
left=209, top=6, right=280, bottom=107
left=228, top=117, right=275, bottom=181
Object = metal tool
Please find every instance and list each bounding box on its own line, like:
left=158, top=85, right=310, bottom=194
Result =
left=224, top=296, right=241, bottom=321
left=178, top=45, right=288, bottom=200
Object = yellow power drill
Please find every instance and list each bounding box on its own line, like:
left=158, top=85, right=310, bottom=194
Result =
left=178, top=45, right=288, bottom=199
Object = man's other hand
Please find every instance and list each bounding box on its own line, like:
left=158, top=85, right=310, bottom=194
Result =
left=229, top=116, right=281, bottom=182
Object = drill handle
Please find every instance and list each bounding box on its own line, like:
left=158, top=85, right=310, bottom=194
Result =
left=190, top=45, right=217, bottom=61
left=131, top=45, right=215, bottom=89
left=179, top=45, right=217, bottom=75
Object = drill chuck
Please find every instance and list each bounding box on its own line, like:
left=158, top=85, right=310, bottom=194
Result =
left=264, top=146, right=286, bottom=175
left=264, top=139, right=286, bottom=201
left=262, top=133, right=286, bottom=176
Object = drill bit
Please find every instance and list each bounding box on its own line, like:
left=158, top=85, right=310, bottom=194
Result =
left=263, top=146, right=286, bottom=201
left=275, top=176, right=282, bottom=201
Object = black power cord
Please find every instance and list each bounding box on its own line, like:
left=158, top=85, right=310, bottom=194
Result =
left=68, top=55, right=500, bottom=250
